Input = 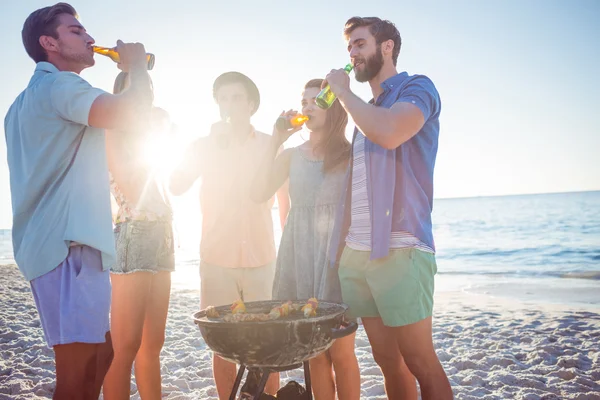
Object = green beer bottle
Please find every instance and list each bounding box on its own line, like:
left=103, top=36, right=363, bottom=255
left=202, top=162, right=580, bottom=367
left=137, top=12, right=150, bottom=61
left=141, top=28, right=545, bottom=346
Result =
left=315, top=63, right=354, bottom=109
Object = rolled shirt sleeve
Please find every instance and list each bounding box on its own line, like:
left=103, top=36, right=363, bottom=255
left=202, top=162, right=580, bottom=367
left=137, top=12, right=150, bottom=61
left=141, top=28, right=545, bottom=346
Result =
left=50, top=72, right=107, bottom=126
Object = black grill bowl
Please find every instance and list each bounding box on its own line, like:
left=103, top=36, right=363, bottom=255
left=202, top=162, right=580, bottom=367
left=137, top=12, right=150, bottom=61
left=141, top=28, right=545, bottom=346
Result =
left=193, top=300, right=358, bottom=368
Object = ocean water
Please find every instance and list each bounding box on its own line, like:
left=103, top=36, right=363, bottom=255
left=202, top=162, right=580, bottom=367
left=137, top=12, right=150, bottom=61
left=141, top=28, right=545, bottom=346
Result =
left=2, top=191, right=599, bottom=306
left=433, top=191, right=599, bottom=278
left=429, top=190, right=600, bottom=306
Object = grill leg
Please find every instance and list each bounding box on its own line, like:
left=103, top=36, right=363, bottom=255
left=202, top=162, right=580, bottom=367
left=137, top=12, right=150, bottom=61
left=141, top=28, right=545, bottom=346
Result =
left=253, top=369, right=271, bottom=398
left=229, top=364, right=246, bottom=400
left=304, top=361, right=312, bottom=400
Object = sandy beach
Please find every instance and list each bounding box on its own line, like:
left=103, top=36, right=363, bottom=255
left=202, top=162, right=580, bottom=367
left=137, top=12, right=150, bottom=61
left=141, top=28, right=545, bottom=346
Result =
left=1, top=263, right=599, bottom=400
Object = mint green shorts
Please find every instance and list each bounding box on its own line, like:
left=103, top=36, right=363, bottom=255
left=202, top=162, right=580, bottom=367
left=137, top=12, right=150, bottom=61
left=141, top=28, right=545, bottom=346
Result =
left=338, top=246, right=437, bottom=327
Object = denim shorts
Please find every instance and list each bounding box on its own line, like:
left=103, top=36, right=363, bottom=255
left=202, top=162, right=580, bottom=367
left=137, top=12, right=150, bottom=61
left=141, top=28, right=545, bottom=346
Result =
left=111, top=220, right=175, bottom=274
left=30, top=245, right=111, bottom=347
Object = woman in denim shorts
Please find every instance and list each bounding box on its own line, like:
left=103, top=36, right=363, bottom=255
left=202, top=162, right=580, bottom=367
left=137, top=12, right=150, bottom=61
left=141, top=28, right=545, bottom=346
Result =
left=103, top=71, right=175, bottom=399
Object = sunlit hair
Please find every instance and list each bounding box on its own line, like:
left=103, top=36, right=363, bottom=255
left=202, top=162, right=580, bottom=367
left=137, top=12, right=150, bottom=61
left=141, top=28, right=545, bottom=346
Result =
left=112, top=72, right=158, bottom=142
left=113, top=71, right=128, bottom=94
left=304, top=79, right=351, bottom=173
left=113, top=71, right=154, bottom=95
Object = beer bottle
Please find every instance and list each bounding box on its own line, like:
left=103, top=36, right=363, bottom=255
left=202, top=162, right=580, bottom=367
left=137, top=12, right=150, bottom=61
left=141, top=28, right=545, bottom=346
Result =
left=275, top=114, right=309, bottom=131
left=92, top=46, right=155, bottom=70
left=315, top=63, right=353, bottom=109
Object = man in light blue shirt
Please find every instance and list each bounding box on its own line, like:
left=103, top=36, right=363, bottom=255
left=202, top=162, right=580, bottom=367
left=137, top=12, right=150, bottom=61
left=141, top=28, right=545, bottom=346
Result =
left=4, top=3, right=153, bottom=398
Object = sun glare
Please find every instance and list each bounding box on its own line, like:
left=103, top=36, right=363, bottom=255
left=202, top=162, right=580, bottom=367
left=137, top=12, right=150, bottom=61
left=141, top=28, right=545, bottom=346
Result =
left=139, top=126, right=204, bottom=259
left=142, top=131, right=187, bottom=177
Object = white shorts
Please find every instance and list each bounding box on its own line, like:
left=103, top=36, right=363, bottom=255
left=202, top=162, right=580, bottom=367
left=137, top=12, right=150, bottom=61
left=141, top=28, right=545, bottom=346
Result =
left=200, top=261, right=276, bottom=308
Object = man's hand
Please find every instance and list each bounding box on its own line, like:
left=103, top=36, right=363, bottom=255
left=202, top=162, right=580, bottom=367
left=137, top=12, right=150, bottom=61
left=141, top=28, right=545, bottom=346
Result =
left=210, top=120, right=234, bottom=149
left=323, top=68, right=351, bottom=98
left=169, top=138, right=206, bottom=196
left=115, top=39, right=147, bottom=72
left=210, top=120, right=233, bottom=137
left=88, top=41, right=152, bottom=130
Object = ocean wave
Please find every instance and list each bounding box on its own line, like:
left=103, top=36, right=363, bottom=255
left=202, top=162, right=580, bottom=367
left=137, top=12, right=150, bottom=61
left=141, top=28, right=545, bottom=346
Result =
left=439, top=246, right=600, bottom=261
left=437, top=270, right=600, bottom=281
left=440, top=248, right=534, bottom=258
left=559, top=271, right=600, bottom=280
left=550, top=248, right=600, bottom=258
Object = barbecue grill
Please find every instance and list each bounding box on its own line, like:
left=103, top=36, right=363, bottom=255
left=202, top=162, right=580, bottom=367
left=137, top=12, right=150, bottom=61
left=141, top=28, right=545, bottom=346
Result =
left=193, top=300, right=357, bottom=399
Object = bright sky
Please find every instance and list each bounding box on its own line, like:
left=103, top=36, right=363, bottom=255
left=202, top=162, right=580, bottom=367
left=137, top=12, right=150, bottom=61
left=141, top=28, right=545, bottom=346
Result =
left=1, top=0, right=599, bottom=230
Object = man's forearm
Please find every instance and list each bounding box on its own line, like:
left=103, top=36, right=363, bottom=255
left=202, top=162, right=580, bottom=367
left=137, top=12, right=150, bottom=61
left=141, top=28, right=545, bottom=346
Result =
left=338, top=90, right=398, bottom=149
left=169, top=169, right=196, bottom=196
left=121, top=65, right=153, bottom=114
left=169, top=139, right=205, bottom=196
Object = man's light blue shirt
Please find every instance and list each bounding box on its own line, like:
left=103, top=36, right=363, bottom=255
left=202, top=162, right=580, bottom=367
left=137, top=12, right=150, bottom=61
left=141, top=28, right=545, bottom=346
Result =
left=4, top=62, right=116, bottom=281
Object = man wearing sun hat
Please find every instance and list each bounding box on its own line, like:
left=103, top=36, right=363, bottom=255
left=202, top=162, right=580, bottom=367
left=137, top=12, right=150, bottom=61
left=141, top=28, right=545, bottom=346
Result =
left=170, top=71, right=286, bottom=398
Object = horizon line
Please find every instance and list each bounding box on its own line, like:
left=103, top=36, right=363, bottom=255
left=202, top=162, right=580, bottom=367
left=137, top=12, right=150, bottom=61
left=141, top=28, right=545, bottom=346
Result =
left=1, top=189, right=598, bottom=231
left=435, top=188, right=600, bottom=201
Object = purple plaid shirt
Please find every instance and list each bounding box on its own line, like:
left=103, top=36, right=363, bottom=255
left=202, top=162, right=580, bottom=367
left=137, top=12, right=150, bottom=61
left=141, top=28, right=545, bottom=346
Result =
left=330, top=72, right=441, bottom=265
